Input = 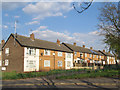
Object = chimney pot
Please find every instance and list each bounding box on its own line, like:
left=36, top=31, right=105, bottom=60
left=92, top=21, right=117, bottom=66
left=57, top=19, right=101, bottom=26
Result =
left=30, top=33, right=35, bottom=40
left=103, top=50, right=105, bottom=52
left=73, top=42, right=76, bottom=46
left=57, top=39, right=60, bottom=45
left=83, top=45, right=85, bottom=48
left=90, top=47, right=93, bottom=50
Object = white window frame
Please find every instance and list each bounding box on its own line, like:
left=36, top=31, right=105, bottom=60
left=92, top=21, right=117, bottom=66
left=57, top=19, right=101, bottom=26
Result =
left=44, top=60, right=50, bottom=67
left=27, top=48, right=36, bottom=55
left=44, top=50, right=50, bottom=55
left=58, top=61, right=62, bottom=67
left=96, top=55, right=98, bottom=58
left=58, top=52, right=62, bottom=56
left=67, top=53, right=71, bottom=58
left=89, top=54, right=92, bottom=57
left=5, top=48, right=9, bottom=55
left=0, top=61, right=2, bottom=66
left=0, top=51, right=1, bottom=56
left=5, top=59, right=9, bottom=66
left=74, top=52, right=77, bottom=56
left=85, top=53, right=87, bottom=57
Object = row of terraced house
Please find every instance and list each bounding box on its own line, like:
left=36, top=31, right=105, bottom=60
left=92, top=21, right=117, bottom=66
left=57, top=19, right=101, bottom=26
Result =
left=0, top=33, right=118, bottom=72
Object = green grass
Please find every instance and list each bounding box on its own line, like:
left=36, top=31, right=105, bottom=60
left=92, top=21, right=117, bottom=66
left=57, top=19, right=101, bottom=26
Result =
left=56, top=69, right=119, bottom=79
left=2, top=68, right=91, bottom=80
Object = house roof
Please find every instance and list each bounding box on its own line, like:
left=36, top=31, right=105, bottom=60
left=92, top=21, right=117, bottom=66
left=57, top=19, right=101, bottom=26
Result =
left=0, top=44, right=2, bottom=51
left=4, top=34, right=72, bottom=52
left=62, top=43, right=103, bottom=55
left=98, top=50, right=114, bottom=57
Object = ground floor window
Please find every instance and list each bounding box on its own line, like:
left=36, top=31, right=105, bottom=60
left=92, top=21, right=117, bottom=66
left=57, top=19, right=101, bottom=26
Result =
left=67, top=61, right=71, bottom=67
left=0, top=61, right=1, bottom=66
left=44, top=60, right=50, bottom=67
left=58, top=61, right=62, bottom=67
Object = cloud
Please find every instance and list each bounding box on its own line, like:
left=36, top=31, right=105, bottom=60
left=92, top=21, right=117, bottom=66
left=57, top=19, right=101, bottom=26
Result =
left=23, top=2, right=72, bottom=20
left=64, top=16, right=67, bottom=18
left=14, top=16, right=20, bottom=18
left=2, top=2, right=27, bottom=10
left=31, top=27, right=105, bottom=50
left=5, top=13, right=8, bottom=16
left=3, top=25, right=8, bottom=29
left=25, top=21, right=40, bottom=25
left=37, top=26, right=47, bottom=30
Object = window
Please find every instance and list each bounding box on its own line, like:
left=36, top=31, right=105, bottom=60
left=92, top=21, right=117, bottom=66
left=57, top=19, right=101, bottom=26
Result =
left=5, top=60, right=9, bottom=66
left=96, top=55, right=98, bottom=58
left=44, top=50, right=50, bottom=55
left=67, top=61, right=71, bottom=67
left=0, top=61, right=1, bottom=66
left=85, top=53, right=87, bottom=57
left=67, top=53, right=71, bottom=58
left=58, top=52, right=62, bottom=56
left=5, top=48, right=9, bottom=54
left=44, top=60, right=50, bottom=67
left=27, top=48, right=36, bottom=55
left=0, top=51, right=1, bottom=56
left=89, top=54, right=92, bottom=57
left=93, top=55, right=95, bottom=58
left=80, top=52, right=83, bottom=57
left=99, top=56, right=101, bottom=58
left=58, top=61, right=62, bottom=67
left=74, top=52, right=77, bottom=56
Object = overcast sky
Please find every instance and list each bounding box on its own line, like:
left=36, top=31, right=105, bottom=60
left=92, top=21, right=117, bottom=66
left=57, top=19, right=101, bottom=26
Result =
left=1, top=1, right=118, bottom=50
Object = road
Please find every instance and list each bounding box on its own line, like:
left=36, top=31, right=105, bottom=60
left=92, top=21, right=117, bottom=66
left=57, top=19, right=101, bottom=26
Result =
left=1, top=77, right=120, bottom=89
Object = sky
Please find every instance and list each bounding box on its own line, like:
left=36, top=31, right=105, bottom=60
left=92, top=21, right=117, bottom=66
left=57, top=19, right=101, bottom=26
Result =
left=1, top=1, right=118, bottom=51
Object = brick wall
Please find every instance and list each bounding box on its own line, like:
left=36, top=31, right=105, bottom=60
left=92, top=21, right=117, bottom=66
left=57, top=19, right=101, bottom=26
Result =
left=2, top=36, right=24, bottom=72
left=39, top=49, right=65, bottom=71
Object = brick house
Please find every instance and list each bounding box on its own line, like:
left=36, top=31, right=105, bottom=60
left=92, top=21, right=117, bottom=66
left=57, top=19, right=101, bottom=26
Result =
left=2, top=33, right=73, bottom=72
left=99, top=50, right=116, bottom=64
left=62, top=43, right=106, bottom=67
left=0, top=44, right=2, bottom=68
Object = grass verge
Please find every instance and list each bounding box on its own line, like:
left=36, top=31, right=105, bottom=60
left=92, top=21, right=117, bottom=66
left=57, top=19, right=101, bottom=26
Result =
left=56, top=69, right=119, bottom=79
left=2, top=68, right=90, bottom=80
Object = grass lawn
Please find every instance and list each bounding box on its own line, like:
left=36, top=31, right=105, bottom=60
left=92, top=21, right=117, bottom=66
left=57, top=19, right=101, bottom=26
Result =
left=56, top=69, right=119, bottom=79
left=2, top=65, right=120, bottom=80
left=2, top=68, right=91, bottom=80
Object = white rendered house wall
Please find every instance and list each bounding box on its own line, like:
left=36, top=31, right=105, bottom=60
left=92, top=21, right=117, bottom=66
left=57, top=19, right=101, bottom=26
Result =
left=24, top=47, right=39, bottom=72
left=65, top=53, right=73, bottom=69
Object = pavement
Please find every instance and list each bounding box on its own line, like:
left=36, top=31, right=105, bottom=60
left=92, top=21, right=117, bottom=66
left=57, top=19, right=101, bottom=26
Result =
left=1, top=77, right=120, bottom=89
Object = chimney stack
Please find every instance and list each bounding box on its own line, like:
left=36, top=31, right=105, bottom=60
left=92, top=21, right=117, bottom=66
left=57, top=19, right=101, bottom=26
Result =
left=30, top=33, right=35, bottom=41
left=90, top=47, right=93, bottom=50
left=83, top=45, right=85, bottom=48
left=1, top=40, right=5, bottom=46
left=57, top=39, right=60, bottom=45
left=73, top=42, right=76, bottom=46
left=103, top=50, right=105, bottom=52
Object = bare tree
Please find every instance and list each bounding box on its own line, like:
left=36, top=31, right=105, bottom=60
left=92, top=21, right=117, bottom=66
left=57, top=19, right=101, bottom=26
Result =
left=98, top=2, right=120, bottom=65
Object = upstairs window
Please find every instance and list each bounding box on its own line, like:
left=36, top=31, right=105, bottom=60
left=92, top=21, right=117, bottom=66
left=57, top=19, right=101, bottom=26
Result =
left=27, top=48, right=36, bottom=55
left=99, top=55, right=101, bottom=58
left=96, top=55, right=98, bottom=58
left=67, top=53, right=71, bottom=58
left=44, top=50, right=50, bottom=55
left=58, top=52, right=62, bottom=56
left=85, top=53, right=87, bottom=57
left=74, top=52, right=77, bottom=56
left=93, top=55, right=95, bottom=58
left=89, top=54, right=92, bottom=57
left=5, top=48, right=9, bottom=55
